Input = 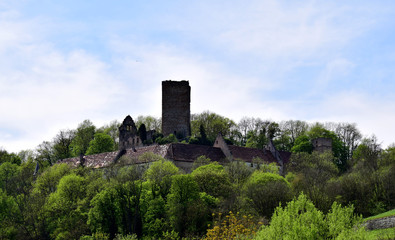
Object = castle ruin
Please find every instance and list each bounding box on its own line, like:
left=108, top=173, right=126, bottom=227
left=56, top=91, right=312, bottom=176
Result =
left=162, top=80, right=191, bottom=139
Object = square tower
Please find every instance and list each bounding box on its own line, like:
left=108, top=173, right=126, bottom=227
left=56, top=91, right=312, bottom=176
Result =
left=162, top=80, right=191, bottom=139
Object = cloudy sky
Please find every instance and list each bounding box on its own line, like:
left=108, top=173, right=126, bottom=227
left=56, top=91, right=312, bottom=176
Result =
left=1, top=1, right=395, bottom=152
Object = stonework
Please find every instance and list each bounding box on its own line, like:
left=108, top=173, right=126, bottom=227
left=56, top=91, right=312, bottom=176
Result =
left=119, top=115, right=142, bottom=150
left=312, top=137, right=332, bottom=153
left=162, top=80, right=191, bottom=139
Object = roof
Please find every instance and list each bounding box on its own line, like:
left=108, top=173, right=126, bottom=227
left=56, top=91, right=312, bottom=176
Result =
left=59, top=143, right=290, bottom=169
left=59, top=144, right=171, bottom=168
left=168, top=143, right=227, bottom=162
left=228, top=145, right=278, bottom=163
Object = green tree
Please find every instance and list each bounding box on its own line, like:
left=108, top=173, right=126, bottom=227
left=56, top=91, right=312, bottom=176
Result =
left=191, top=111, right=236, bottom=143
left=86, top=133, right=115, bottom=155
left=70, top=120, right=96, bottom=156
left=288, top=151, right=339, bottom=212
left=0, top=189, right=19, bottom=239
left=88, top=187, right=121, bottom=239
left=0, top=149, right=21, bottom=165
left=45, top=173, right=90, bottom=239
left=243, top=171, right=291, bottom=217
left=254, top=194, right=367, bottom=239
left=144, top=158, right=179, bottom=199
left=0, top=162, right=20, bottom=194
left=191, top=162, right=231, bottom=199
left=166, top=174, right=209, bottom=237
left=291, top=135, right=313, bottom=153
left=53, top=129, right=75, bottom=161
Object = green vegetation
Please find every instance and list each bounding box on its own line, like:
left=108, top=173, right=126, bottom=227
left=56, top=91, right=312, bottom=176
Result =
left=0, top=113, right=394, bottom=239
left=364, top=209, right=395, bottom=221
left=365, top=228, right=395, bottom=240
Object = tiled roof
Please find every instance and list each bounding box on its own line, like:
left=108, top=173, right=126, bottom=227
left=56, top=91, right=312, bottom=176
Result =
left=168, top=143, right=227, bottom=162
left=59, top=143, right=290, bottom=169
left=59, top=144, right=172, bottom=168
left=228, top=145, right=277, bottom=163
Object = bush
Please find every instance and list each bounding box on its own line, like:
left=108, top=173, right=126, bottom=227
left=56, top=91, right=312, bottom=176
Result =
left=243, top=171, right=291, bottom=217
left=254, top=193, right=367, bottom=240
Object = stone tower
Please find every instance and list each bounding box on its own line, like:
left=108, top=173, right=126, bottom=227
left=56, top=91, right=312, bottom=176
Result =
left=312, top=137, right=332, bottom=153
left=162, top=80, right=191, bottom=139
left=119, top=115, right=142, bottom=150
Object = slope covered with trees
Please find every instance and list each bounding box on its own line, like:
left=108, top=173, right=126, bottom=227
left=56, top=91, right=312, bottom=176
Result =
left=0, top=111, right=394, bottom=239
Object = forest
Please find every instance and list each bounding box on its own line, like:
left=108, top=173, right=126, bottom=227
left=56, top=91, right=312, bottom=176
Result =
left=1, top=111, right=394, bottom=239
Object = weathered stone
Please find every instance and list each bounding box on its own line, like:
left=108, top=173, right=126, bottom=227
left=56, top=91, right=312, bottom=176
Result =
left=119, top=115, right=142, bottom=150
left=312, top=137, right=332, bottom=153
left=162, top=80, right=191, bottom=139
left=363, top=216, right=395, bottom=230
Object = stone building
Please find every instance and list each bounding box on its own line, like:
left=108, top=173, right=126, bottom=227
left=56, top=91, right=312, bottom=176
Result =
left=162, top=80, right=191, bottom=139
left=312, top=137, right=332, bottom=153
left=118, top=115, right=143, bottom=150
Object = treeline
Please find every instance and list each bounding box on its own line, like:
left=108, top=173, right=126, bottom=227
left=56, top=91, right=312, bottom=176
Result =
left=0, top=111, right=394, bottom=239
left=1, top=144, right=394, bottom=239
left=12, top=111, right=364, bottom=170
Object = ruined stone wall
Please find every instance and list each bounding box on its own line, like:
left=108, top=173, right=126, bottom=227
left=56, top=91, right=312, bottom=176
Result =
left=312, top=137, right=332, bottom=153
left=119, top=115, right=142, bottom=150
left=162, top=80, right=191, bottom=139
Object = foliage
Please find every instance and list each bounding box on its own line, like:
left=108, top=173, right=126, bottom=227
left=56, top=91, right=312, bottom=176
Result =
left=243, top=171, right=291, bottom=217
left=70, top=120, right=96, bottom=156
left=155, top=134, right=178, bottom=144
left=254, top=194, right=367, bottom=240
left=191, top=111, right=237, bottom=143
left=204, top=211, right=262, bottom=240
left=88, top=187, right=121, bottom=239
left=86, top=133, right=115, bottom=155
left=191, top=155, right=211, bottom=170
left=191, top=162, right=231, bottom=198
left=145, top=158, right=179, bottom=199
left=166, top=174, right=211, bottom=237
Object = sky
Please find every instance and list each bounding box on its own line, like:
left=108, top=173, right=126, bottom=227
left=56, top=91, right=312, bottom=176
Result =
left=1, top=0, right=395, bottom=153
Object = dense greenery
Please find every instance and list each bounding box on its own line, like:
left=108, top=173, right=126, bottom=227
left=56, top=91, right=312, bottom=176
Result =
left=0, top=112, right=394, bottom=239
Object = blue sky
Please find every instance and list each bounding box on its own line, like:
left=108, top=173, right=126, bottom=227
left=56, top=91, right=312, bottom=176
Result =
left=1, top=0, right=395, bottom=152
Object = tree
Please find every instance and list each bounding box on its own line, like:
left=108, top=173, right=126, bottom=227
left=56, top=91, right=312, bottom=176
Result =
left=288, top=151, right=339, bottom=212
left=191, top=111, right=236, bottom=142
left=243, top=171, right=291, bottom=217
left=166, top=174, right=210, bottom=237
left=53, top=129, right=75, bottom=161
left=135, top=115, right=161, bottom=132
left=88, top=187, right=121, bottom=239
left=0, top=149, right=21, bottom=165
left=99, top=120, right=121, bottom=148
left=291, top=135, right=313, bottom=153
left=35, top=141, right=56, bottom=167
left=334, top=123, right=362, bottom=161
left=86, top=133, right=115, bottom=155
left=45, top=173, right=90, bottom=239
left=254, top=194, right=367, bottom=239
left=70, top=120, right=96, bottom=156
left=144, top=158, right=179, bottom=199
left=191, top=162, right=231, bottom=198
left=138, top=124, right=147, bottom=143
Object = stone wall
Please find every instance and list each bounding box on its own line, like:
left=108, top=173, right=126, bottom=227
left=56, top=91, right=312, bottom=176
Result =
left=162, top=80, right=191, bottom=139
left=363, top=216, right=395, bottom=230
left=119, top=115, right=142, bottom=150
left=312, top=137, right=332, bottom=153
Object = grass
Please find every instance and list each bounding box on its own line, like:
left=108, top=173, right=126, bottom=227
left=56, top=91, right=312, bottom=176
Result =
left=365, top=209, right=395, bottom=221
left=365, top=227, right=395, bottom=240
